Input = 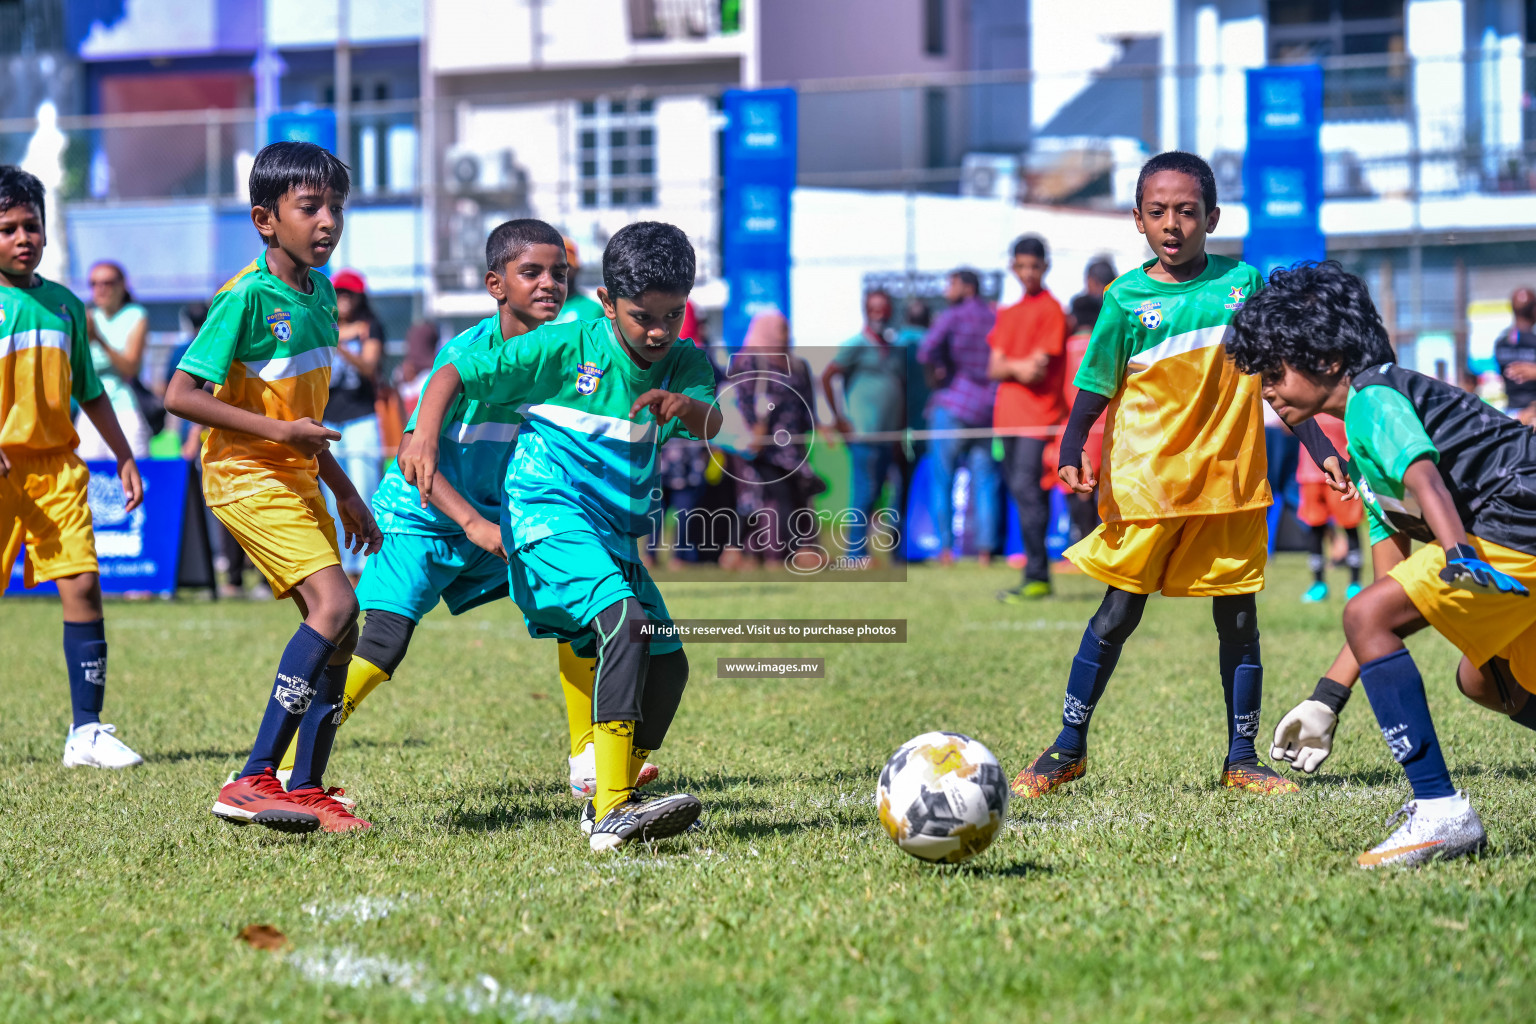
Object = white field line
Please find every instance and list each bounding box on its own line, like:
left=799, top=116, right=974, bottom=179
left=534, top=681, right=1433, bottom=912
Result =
left=289, top=945, right=591, bottom=1021
left=302, top=894, right=407, bottom=924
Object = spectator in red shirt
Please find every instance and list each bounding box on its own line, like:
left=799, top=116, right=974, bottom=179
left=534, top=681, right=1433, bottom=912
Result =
left=989, top=236, right=1068, bottom=601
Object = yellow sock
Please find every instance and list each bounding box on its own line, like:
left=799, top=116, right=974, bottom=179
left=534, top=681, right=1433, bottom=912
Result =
left=629, top=746, right=652, bottom=789
left=277, top=656, right=390, bottom=773
left=593, top=720, right=635, bottom=818
left=558, top=641, right=597, bottom=758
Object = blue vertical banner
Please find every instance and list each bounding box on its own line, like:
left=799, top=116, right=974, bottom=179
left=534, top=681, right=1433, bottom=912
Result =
left=722, top=88, right=797, bottom=349
left=1244, top=65, right=1325, bottom=277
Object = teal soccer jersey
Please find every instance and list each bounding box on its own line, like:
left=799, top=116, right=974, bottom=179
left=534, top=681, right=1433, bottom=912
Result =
left=371, top=314, right=525, bottom=535
left=452, top=317, right=717, bottom=562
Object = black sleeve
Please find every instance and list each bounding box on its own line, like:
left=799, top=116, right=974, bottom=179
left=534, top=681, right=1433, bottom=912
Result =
left=1293, top=418, right=1341, bottom=472
left=1057, top=390, right=1111, bottom=473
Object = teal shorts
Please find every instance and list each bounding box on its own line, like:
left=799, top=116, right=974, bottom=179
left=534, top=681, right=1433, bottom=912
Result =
left=355, top=530, right=509, bottom=622
left=507, top=530, right=681, bottom=656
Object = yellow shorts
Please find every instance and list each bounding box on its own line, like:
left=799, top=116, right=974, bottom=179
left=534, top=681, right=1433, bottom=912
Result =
left=1388, top=536, right=1536, bottom=693
left=1, top=450, right=98, bottom=590
left=211, top=486, right=340, bottom=600
left=1065, top=508, right=1268, bottom=597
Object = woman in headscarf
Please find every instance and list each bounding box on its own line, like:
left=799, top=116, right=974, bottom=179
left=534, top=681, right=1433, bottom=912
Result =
left=76, top=260, right=152, bottom=459
left=732, top=310, right=826, bottom=568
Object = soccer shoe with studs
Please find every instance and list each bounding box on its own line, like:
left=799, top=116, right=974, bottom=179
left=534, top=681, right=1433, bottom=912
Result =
left=1301, top=582, right=1329, bottom=603
left=589, top=792, right=702, bottom=852
left=1357, top=792, right=1487, bottom=869
left=1011, top=745, right=1086, bottom=798
left=581, top=797, right=701, bottom=837
left=568, top=743, right=660, bottom=798
left=62, top=723, right=143, bottom=769
left=211, top=768, right=321, bottom=833
left=284, top=786, right=373, bottom=832
left=274, top=768, right=358, bottom=810
left=1220, top=759, right=1300, bottom=794
left=997, top=581, right=1053, bottom=604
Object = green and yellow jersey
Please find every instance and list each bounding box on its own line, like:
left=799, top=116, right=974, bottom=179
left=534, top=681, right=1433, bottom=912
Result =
left=177, top=252, right=339, bottom=506
left=1075, top=254, right=1269, bottom=522
left=0, top=276, right=101, bottom=456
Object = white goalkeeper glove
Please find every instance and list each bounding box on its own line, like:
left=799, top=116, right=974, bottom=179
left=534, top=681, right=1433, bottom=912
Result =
left=1270, top=677, right=1353, bottom=774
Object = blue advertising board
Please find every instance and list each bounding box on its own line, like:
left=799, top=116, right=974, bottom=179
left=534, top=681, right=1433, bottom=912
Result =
left=5, top=459, right=191, bottom=597
left=721, top=88, right=797, bottom=350
left=1244, top=65, right=1325, bottom=276
left=268, top=108, right=338, bottom=153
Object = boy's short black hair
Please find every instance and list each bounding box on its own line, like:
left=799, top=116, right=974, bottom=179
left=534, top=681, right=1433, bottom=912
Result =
left=1085, top=258, right=1117, bottom=286
left=1011, top=235, right=1047, bottom=261
left=602, top=221, right=695, bottom=299
left=1069, top=293, right=1102, bottom=331
left=485, top=218, right=566, bottom=273
left=1227, top=261, right=1395, bottom=380
left=1135, top=151, right=1217, bottom=212
left=950, top=268, right=981, bottom=294
left=0, top=164, right=46, bottom=225
left=248, top=141, right=351, bottom=214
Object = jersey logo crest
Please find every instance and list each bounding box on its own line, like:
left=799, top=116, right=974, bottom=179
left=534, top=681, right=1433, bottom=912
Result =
left=1225, top=286, right=1247, bottom=311
left=266, top=310, right=293, bottom=343
left=1134, top=300, right=1162, bottom=330
left=0, top=306, right=5, bottom=326
left=575, top=361, right=604, bottom=396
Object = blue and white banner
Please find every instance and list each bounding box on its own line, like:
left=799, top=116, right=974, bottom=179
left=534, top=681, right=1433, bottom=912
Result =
left=721, top=88, right=797, bottom=350
left=1244, top=65, right=1326, bottom=276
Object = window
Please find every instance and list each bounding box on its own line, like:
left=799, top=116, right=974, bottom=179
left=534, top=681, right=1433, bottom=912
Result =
left=924, top=0, right=946, bottom=57
left=1268, top=1, right=1406, bottom=117
left=577, top=97, right=658, bottom=209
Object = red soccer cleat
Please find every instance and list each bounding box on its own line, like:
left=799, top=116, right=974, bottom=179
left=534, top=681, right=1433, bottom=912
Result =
left=285, top=786, right=373, bottom=832
left=212, top=768, right=321, bottom=833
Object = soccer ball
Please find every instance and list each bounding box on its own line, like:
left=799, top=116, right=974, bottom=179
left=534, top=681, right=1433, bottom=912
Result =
left=876, top=731, right=1008, bottom=864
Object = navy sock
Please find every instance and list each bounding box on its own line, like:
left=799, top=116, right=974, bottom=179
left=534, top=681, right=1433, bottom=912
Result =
left=1358, top=649, right=1456, bottom=800
left=1053, top=626, right=1121, bottom=756
left=287, top=661, right=348, bottom=792
left=1220, top=640, right=1263, bottom=764
left=240, top=624, right=337, bottom=779
left=1511, top=694, right=1536, bottom=733
left=63, top=620, right=108, bottom=729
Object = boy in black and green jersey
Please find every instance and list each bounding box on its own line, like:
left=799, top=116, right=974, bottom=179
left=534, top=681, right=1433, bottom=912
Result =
left=1229, top=260, right=1536, bottom=868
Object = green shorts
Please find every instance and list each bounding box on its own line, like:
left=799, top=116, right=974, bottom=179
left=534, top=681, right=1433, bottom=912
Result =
left=507, top=530, right=681, bottom=656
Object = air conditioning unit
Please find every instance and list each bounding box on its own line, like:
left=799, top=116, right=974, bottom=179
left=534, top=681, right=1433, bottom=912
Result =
left=960, top=153, right=1021, bottom=202
left=443, top=146, right=528, bottom=195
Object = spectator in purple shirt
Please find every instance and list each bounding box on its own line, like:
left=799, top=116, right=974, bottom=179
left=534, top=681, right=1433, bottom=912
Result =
left=918, top=268, right=1000, bottom=565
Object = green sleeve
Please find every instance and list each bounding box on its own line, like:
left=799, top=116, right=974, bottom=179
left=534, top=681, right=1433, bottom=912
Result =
left=67, top=301, right=104, bottom=404
left=454, top=330, right=547, bottom=408
left=177, top=285, right=248, bottom=385
left=1352, top=386, right=1438, bottom=483
left=404, top=340, right=469, bottom=434
left=662, top=345, right=720, bottom=442
left=1072, top=294, right=1132, bottom=398
left=831, top=337, right=861, bottom=371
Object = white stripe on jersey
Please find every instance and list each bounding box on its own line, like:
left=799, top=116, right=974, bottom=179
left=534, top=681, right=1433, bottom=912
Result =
left=0, top=328, right=70, bottom=360
left=1128, top=325, right=1230, bottom=373
left=518, top=402, right=658, bottom=444
left=240, top=345, right=334, bottom=383
left=449, top=419, right=520, bottom=445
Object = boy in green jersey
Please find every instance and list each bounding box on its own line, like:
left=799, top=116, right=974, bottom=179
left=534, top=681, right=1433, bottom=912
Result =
left=403, top=222, right=719, bottom=851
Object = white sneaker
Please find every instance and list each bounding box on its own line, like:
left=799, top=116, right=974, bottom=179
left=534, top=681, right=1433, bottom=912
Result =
left=62, top=723, right=143, bottom=769
left=1358, top=791, right=1488, bottom=869
left=569, top=743, right=597, bottom=799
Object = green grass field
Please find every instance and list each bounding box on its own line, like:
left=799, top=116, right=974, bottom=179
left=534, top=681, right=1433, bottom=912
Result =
left=3, top=556, right=1535, bottom=1023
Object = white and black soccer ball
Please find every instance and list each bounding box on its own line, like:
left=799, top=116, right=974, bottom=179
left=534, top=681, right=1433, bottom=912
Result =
left=876, top=731, right=1008, bottom=864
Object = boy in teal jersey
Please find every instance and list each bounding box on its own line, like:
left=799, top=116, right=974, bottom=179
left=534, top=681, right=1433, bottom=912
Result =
left=403, top=221, right=720, bottom=851
left=0, top=165, right=146, bottom=770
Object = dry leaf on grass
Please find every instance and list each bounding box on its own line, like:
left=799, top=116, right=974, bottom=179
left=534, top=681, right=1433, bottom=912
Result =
left=238, top=924, right=288, bottom=951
